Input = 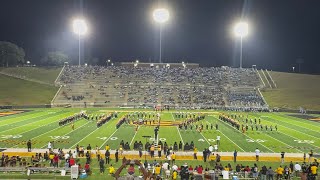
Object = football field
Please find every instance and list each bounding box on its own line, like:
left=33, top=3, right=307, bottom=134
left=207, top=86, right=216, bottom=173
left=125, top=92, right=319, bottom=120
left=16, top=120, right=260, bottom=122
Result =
left=0, top=108, right=319, bottom=153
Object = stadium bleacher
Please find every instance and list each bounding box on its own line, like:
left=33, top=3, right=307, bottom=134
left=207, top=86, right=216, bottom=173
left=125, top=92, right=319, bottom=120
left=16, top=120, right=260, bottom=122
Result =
left=53, top=65, right=268, bottom=110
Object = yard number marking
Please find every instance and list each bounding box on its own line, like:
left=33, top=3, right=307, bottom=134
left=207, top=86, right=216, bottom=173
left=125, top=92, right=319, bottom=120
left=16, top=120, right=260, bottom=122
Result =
left=246, top=139, right=266, bottom=143
left=0, top=135, right=22, bottom=139
left=294, top=140, right=314, bottom=144
left=49, top=136, right=69, bottom=140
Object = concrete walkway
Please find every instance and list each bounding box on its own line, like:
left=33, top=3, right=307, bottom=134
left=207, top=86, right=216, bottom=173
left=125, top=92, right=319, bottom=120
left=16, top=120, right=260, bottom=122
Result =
left=1, top=148, right=312, bottom=162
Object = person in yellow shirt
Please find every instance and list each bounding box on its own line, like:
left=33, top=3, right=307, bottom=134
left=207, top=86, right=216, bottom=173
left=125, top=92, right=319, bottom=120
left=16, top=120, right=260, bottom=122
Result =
left=193, top=147, right=198, bottom=159
left=150, top=145, right=155, bottom=158
left=105, top=144, right=110, bottom=151
left=171, top=152, right=176, bottom=164
left=310, top=163, right=317, bottom=175
left=276, top=165, right=284, bottom=180
left=172, top=170, right=178, bottom=180
left=109, top=164, right=115, bottom=175
left=224, top=166, right=230, bottom=171
left=49, top=154, right=54, bottom=166
left=155, top=165, right=161, bottom=175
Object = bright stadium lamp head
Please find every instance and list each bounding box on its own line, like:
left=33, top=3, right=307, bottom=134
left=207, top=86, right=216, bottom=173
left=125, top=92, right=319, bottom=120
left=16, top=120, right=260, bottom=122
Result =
left=234, top=22, right=248, bottom=37
left=153, top=8, right=170, bottom=23
left=73, top=19, right=88, bottom=35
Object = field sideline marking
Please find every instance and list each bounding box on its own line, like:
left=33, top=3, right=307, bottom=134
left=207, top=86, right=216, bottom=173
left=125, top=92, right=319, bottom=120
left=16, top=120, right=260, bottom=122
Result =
left=40, top=121, right=91, bottom=149
left=0, top=111, right=68, bottom=134
left=211, top=116, right=275, bottom=153
left=206, top=117, right=245, bottom=152
left=176, top=127, right=185, bottom=145
left=130, top=126, right=140, bottom=146
left=99, top=129, right=119, bottom=149
left=261, top=116, right=320, bottom=140
left=170, top=113, right=175, bottom=121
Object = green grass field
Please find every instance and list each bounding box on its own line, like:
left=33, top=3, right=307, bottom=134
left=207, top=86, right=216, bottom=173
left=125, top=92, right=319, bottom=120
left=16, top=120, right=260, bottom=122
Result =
left=0, top=108, right=319, bottom=153
left=0, top=75, right=58, bottom=105
left=0, top=67, right=62, bottom=84
left=262, top=71, right=320, bottom=110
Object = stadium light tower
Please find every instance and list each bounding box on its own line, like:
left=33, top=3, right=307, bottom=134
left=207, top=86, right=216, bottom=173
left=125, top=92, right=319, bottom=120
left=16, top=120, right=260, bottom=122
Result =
left=234, top=22, right=248, bottom=68
left=153, top=8, right=170, bottom=64
left=73, top=19, right=88, bottom=66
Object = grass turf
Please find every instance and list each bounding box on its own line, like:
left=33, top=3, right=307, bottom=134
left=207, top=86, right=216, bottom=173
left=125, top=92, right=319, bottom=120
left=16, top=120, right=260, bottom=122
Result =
left=0, top=109, right=319, bottom=153
left=261, top=71, right=320, bottom=110
left=0, top=75, right=58, bottom=105
left=0, top=67, right=62, bottom=84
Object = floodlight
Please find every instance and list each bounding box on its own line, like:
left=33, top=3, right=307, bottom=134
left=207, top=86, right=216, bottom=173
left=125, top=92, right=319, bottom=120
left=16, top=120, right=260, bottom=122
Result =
left=136, top=60, right=139, bottom=63
left=234, top=22, right=248, bottom=37
left=107, top=59, right=111, bottom=63
left=153, top=8, right=170, bottom=23
left=73, top=19, right=88, bottom=35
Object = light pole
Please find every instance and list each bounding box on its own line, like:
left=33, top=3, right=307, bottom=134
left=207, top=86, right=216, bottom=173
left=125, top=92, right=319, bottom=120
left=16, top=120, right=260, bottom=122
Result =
left=106, top=59, right=111, bottom=67
left=234, top=22, right=248, bottom=68
left=73, top=19, right=88, bottom=66
left=153, top=8, right=170, bottom=64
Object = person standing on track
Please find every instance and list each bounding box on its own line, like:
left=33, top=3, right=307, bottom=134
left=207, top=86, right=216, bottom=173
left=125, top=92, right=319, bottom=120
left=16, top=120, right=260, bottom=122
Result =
left=115, top=149, right=119, bottom=162
left=27, top=140, right=32, bottom=152
left=255, top=148, right=260, bottom=161
left=105, top=150, right=110, bottom=164
left=233, top=150, right=237, bottom=163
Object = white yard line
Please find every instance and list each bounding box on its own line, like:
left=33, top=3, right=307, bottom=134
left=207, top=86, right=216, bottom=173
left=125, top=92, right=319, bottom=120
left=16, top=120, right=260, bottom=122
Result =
left=207, top=116, right=245, bottom=152
left=69, top=125, right=100, bottom=149
left=262, top=133, right=303, bottom=153
left=0, top=112, right=42, bottom=127
left=199, top=133, right=210, bottom=145
left=1, top=112, right=68, bottom=133
left=176, top=127, right=185, bottom=145
left=171, top=113, right=175, bottom=121
left=261, top=117, right=320, bottom=140
left=10, top=124, right=65, bottom=148
left=212, top=116, right=275, bottom=153
left=0, top=122, right=61, bottom=143
left=276, top=114, right=320, bottom=132
left=40, top=121, right=90, bottom=149
left=130, top=126, right=140, bottom=146
left=276, top=130, right=320, bottom=149
left=216, top=130, right=245, bottom=152
left=99, top=129, right=119, bottom=149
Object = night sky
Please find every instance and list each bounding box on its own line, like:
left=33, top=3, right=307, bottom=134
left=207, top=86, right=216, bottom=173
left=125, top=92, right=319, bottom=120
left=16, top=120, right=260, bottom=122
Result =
left=1, top=0, right=320, bottom=73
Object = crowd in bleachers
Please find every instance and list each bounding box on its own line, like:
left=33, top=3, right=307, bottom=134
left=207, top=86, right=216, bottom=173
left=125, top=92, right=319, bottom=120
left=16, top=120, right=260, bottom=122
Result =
left=55, top=65, right=268, bottom=110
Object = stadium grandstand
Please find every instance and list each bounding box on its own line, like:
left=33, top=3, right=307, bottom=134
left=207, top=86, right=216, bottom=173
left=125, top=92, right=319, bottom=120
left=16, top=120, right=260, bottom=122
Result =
left=52, top=64, right=268, bottom=110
